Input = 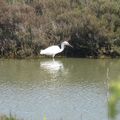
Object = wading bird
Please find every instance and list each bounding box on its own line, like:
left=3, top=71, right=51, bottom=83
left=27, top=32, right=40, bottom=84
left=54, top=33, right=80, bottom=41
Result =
left=40, top=41, right=72, bottom=58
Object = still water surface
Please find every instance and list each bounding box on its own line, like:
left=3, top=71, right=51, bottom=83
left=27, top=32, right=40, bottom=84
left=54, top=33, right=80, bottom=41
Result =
left=0, top=58, right=120, bottom=120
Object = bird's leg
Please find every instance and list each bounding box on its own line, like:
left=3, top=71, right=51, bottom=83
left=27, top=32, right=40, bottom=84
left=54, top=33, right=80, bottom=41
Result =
left=52, top=54, right=55, bottom=58
left=52, top=57, right=55, bottom=62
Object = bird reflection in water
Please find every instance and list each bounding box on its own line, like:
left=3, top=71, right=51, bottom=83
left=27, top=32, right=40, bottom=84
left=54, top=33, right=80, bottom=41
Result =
left=40, top=59, right=64, bottom=74
left=40, top=59, right=66, bottom=89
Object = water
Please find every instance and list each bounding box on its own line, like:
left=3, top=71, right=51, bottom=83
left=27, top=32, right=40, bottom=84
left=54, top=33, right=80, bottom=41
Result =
left=0, top=58, right=120, bottom=120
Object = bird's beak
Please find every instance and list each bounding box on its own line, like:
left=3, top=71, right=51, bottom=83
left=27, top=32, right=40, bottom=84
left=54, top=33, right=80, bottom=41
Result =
left=68, top=43, right=73, bottom=48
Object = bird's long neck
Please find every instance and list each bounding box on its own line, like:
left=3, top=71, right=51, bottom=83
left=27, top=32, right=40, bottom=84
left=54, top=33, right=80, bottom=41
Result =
left=60, top=43, right=65, bottom=52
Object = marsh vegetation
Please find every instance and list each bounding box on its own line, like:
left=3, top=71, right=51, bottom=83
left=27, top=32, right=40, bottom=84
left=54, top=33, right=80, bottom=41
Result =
left=0, top=0, right=120, bottom=58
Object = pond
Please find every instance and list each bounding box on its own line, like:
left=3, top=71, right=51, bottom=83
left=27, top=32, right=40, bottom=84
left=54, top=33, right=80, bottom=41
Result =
left=0, top=58, right=120, bottom=120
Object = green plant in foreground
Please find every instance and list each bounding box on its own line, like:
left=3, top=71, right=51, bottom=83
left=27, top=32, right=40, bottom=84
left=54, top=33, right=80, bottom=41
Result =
left=43, top=114, right=47, bottom=120
left=0, top=114, right=18, bottom=120
left=109, top=81, right=120, bottom=119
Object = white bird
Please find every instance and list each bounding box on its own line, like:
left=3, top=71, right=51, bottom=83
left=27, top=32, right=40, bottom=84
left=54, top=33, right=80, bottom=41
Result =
left=40, top=41, right=72, bottom=58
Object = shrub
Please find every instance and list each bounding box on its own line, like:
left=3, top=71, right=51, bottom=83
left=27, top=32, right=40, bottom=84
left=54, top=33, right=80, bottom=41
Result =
left=0, top=0, right=120, bottom=58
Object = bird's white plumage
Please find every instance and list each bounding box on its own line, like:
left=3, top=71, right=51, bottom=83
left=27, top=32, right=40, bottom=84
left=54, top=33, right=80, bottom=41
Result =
left=41, top=46, right=62, bottom=56
left=40, top=41, right=72, bottom=58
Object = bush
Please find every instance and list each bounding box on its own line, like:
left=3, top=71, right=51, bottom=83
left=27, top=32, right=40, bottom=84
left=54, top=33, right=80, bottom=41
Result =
left=0, top=0, right=120, bottom=58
